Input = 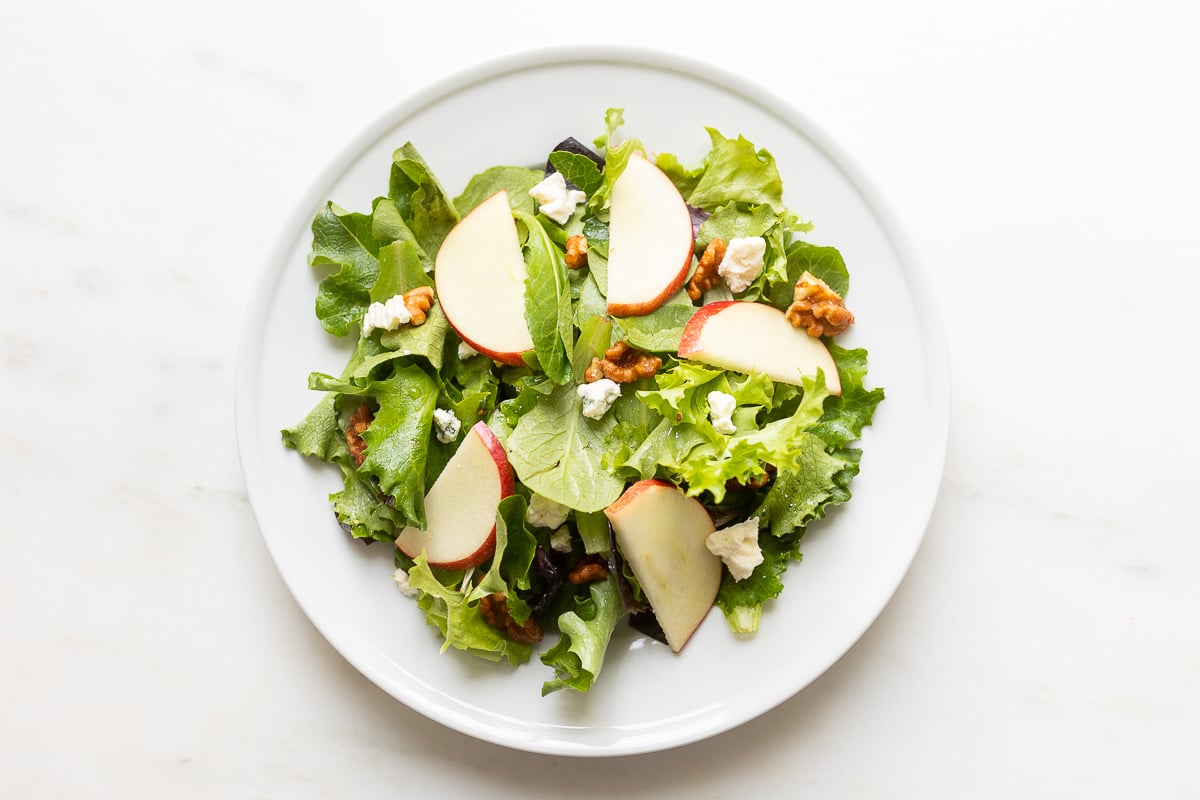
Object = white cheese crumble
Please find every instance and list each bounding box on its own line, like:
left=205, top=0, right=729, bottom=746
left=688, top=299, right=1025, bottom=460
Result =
left=527, top=493, right=571, bottom=529
left=549, top=525, right=574, bottom=554
left=362, top=294, right=412, bottom=335
left=432, top=408, right=461, bottom=443
left=707, top=390, right=737, bottom=435
left=457, top=340, right=479, bottom=360
left=392, top=567, right=418, bottom=597
left=529, top=171, right=587, bottom=225
left=577, top=378, right=621, bottom=420
left=705, top=517, right=764, bottom=581
left=718, top=236, right=767, bottom=294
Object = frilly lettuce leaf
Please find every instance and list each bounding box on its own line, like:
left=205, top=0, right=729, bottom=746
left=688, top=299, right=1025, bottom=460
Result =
left=686, top=128, right=786, bottom=213
left=389, top=143, right=459, bottom=259
left=465, top=496, right=539, bottom=623
left=309, top=202, right=381, bottom=336
left=540, top=575, right=625, bottom=694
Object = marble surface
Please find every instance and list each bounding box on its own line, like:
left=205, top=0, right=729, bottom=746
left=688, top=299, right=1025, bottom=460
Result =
left=2, top=1, right=1197, bottom=796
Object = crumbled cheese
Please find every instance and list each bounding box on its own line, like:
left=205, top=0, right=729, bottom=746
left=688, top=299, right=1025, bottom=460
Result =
left=529, top=171, right=587, bottom=225
left=707, top=390, right=737, bottom=435
left=577, top=378, right=621, bottom=420
left=549, top=525, right=574, bottom=554
left=718, top=236, right=767, bottom=294
left=362, top=294, right=412, bottom=335
left=432, top=408, right=461, bottom=443
left=705, top=517, right=764, bottom=581
left=457, top=340, right=479, bottom=360
left=527, top=493, right=571, bottom=529
left=392, top=567, right=418, bottom=597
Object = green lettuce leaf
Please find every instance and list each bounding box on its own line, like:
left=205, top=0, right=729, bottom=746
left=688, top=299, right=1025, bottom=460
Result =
left=465, top=495, right=540, bottom=623
left=506, top=381, right=626, bottom=512
left=655, top=152, right=705, bottom=197
left=611, top=288, right=696, bottom=352
left=407, top=554, right=533, bottom=665
left=370, top=238, right=430, bottom=302
left=588, top=108, right=645, bottom=214
left=714, top=530, right=803, bottom=634
left=281, top=336, right=383, bottom=460
left=309, top=202, right=380, bottom=336
left=540, top=575, right=625, bottom=694
left=454, top=166, right=544, bottom=216
left=548, top=151, right=603, bottom=196
left=516, top=210, right=574, bottom=385
left=765, top=241, right=850, bottom=310
left=687, top=128, right=785, bottom=213
left=810, top=344, right=885, bottom=447
left=389, top=143, right=459, bottom=258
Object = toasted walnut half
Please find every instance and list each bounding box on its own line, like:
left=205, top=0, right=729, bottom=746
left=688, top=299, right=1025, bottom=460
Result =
left=479, top=593, right=543, bottom=644
left=584, top=340, right=662, bottom=384
left=346, top=404, right=374, bottom=467
left=565, top=235, right=589, bottom=269
left=785, top=272, right=854, bottom=337
left=686, top=238, right=726, bottom=300
left=567, top=554, right=608, bottom=585
left=402, top=286, right=435, bottom=325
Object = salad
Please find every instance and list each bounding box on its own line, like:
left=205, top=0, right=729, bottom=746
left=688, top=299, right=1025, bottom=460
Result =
left=282, top=109, right=883, bottom=695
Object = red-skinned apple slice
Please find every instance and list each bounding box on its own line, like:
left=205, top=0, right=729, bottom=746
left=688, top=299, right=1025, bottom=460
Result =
left=606, top=153, right=696, bottom=317
left=678, top=301, right=842, bottom=395
left=395, top=422, right=514, bottom=570
left=605, top=479, right=721, bottom=653
left=434, top=190, right=533, bottom=365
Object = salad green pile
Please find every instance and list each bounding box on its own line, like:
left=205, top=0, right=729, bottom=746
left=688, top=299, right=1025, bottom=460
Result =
left=282, top=110, right=883, bottom=694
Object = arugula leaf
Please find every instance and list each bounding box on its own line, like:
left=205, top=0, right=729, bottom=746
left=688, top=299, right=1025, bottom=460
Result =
left=407, top=554, right=533, bottom=665
left=687, top=128, right=785, bottom=213
left=389, top=143, right=460, bottom=258
left=454, top=166, right=544, bottom=216
left=309, top=202, right=380, bottom=336
left=310, top=365, right=438, bottom=528
left=541, top=576, right=625, bottom=694
left=548, top=151, right=603, bottom=195
left=506, top=381, right=626, bottom=513
left=515, top=210, right=574, bottom=385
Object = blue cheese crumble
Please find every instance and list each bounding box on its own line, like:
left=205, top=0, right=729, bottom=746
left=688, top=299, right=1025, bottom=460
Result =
left=527, top=493, right=571, bottom=529
left=529, top=172, right=587, bottom=225
left=432, top=408, right=461, bottom=443
left=362, top=295, right=412, bottom=335
left=705, top=517, right=764, bottom=581
left=577, top=378, right=621, bottom=420
left=707, top=390, right=737, bottom=435
left=718, top=236, right=767, bottom=293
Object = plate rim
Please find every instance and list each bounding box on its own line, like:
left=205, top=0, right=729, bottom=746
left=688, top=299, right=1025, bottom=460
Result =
left=235, top=45, right=950, bottom=757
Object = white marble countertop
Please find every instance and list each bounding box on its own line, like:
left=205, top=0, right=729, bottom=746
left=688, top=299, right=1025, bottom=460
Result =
left=3, top=1, right=1197, bottom=796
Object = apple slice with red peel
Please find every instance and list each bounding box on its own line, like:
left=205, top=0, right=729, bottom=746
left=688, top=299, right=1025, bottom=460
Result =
left=434, top=190, right=533, bottom=365
left=606, top=153, right=696, bottom=317
left=678, top=300, right=842, bottom=395
left=396, top=422, right=514, bottom=570
left=605, top=479, right=721, bottom=653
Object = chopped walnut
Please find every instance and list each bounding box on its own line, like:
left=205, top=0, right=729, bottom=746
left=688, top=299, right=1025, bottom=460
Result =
left=565, top=235, right=589, bottom=269
left=726, top=464, right=777, bottom=493
left=785, top=272, right=854, bottom=337
left=478, top=593, right=543, bottom=644
left=567, top=554, right=608, bottom=585
left=346, top=404, right=373, bottom=467
left=584, top=340, right=662, bottom=384
left=686, top=238, right=726, bottom=301
left=402, top=286, right=435, bottom=326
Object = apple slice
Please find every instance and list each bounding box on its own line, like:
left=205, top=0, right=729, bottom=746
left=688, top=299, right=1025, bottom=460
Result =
left=396, top=422, right=514, bottom=569
left=606, top=153, right=696, bottom=317
left=678, top=300, right=842, bottom=395
left=605, top=480, right=721, bottom=653
left=434, top=190, right=533, bottom=365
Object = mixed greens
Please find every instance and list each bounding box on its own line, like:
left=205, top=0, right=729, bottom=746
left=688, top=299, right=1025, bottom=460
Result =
left=282, top=110, right=883, bottom=694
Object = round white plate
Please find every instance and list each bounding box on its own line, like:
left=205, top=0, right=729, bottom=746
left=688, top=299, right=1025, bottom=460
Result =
left=236, top=47, right=948, bottom=757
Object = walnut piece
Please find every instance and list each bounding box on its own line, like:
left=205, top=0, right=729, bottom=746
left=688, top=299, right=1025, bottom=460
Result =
left=726, top=463, right=777, bottom=493
left=567, top=554, right=608, bottom=585
left=687, top=238, right=726, bottom=301
left=565, top=235, right=589, bottom=269
left=402, top=286, right=435, bottom=326
left=478, top=593, right=543, bottom=644
left=346, top=404, right=373, bottom=467
left=584, top=340, right=662, bottom=384
left=785, top=272, right=854, bottom=337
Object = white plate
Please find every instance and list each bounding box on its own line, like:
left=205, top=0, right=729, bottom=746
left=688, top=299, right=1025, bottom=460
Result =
left=236, top=47, right=948, bottom=757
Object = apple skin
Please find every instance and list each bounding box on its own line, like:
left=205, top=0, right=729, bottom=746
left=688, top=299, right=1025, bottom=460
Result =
left=605, top=479, right=721, bottom=653
left=434, top=190, right=533, bottom=366
left=605, top=153, right=696, bottom=318
left=678, top=300, right=842, bottom=395
left=395, top=422, right=514, bottom=570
